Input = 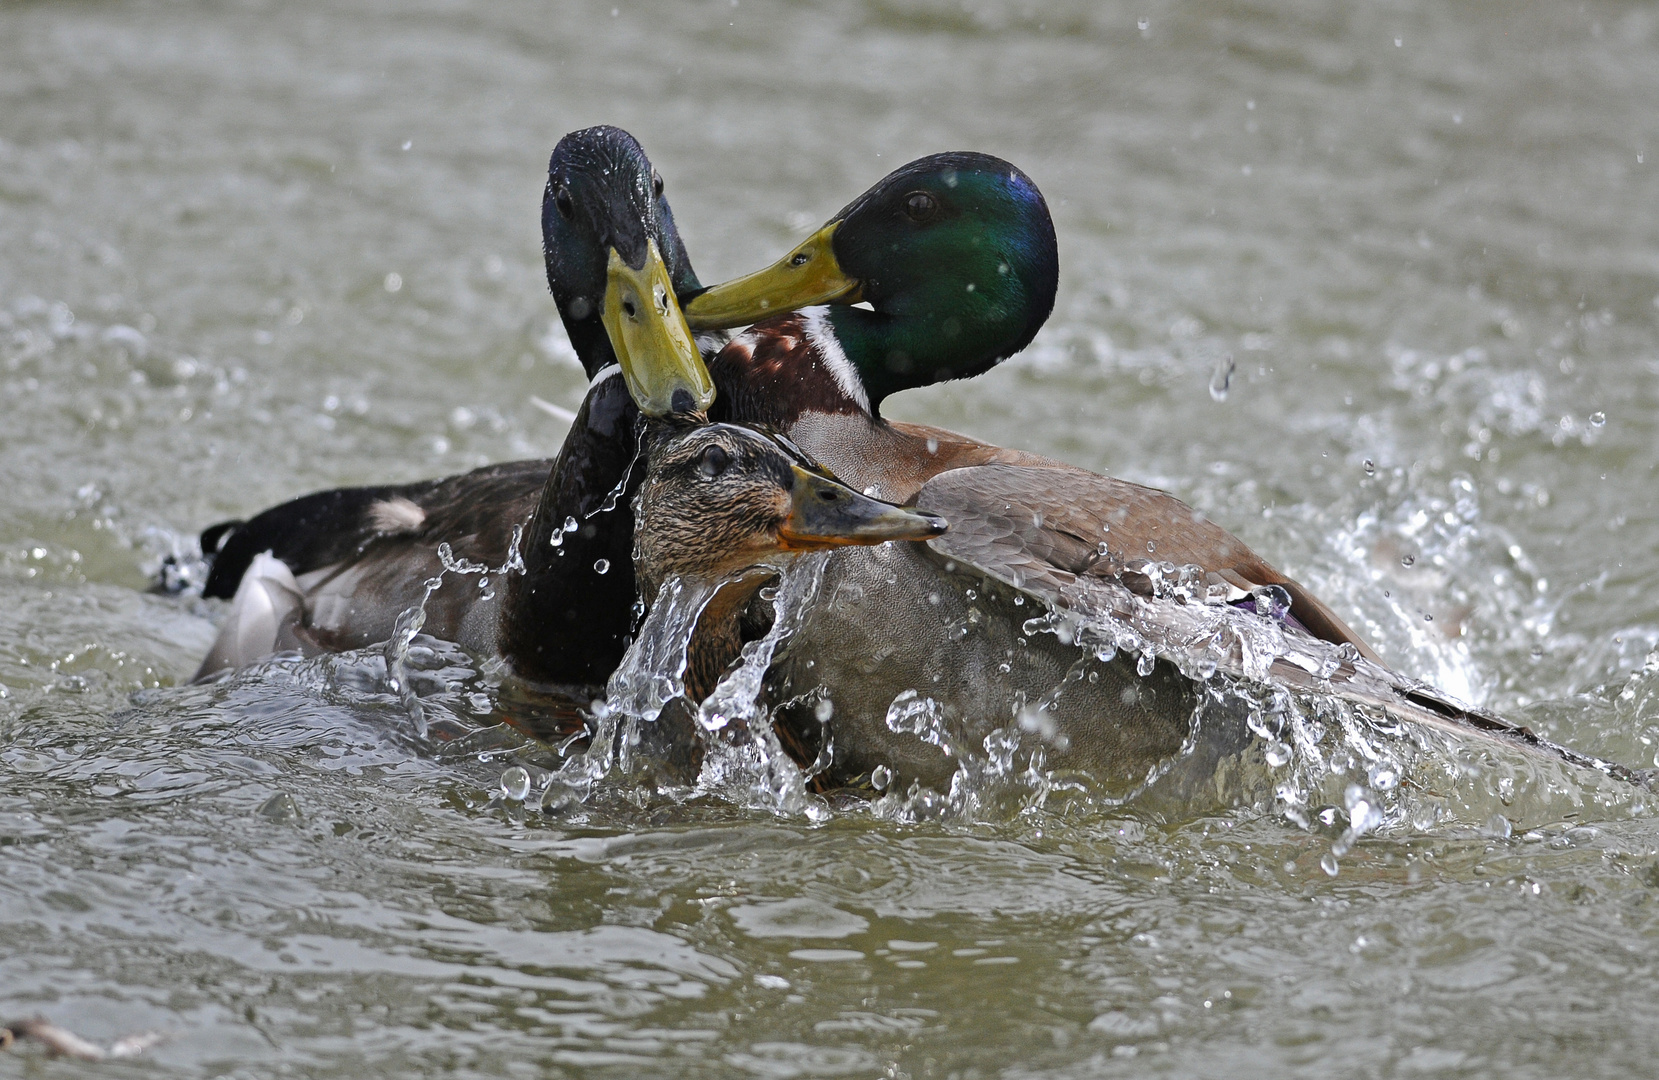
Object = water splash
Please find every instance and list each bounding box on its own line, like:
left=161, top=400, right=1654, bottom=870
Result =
left=384, top=527, right=526, bottom=735
left=602, top=574, right=719, bottom=728
left=542, top=553, right=832, bottom=817
left=694, top=552, right=832, bottom=817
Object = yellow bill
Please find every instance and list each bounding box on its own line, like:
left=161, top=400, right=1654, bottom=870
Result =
left=683, top=222, right=861, bottom=331
left=603, top=240, right=716, bottom=416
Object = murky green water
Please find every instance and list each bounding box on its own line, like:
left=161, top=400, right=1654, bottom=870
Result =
left=5, top=1, right=1659, bottom=1075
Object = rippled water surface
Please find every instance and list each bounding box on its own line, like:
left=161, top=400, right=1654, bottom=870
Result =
left=5, top=1, right=1659, bottom=1076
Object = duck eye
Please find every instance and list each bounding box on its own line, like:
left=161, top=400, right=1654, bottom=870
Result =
left=903, top=191, right=937, bottom=223
left=696, top=444, right=731, bottom=478
left=554, top=184, right=574, bottom=221
left=651, top=170, right=664, bottom=198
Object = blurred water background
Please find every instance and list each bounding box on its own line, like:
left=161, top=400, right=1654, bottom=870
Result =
left=3, top=0, right=1659, bottom=1076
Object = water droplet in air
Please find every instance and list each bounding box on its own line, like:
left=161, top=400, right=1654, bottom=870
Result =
left=500, top=766, right=531, bottom=802
left=1590, top=411, right=1606, bottom=427
left=383, top=272, right=403, bottom=293
left=926, top=437, right=939, bottom=454
left=564, top=516, right=578, bottom=533
left=1137, top=16, right=1149, bottom=30
left=1363, top=459, right=1376, bottom=475
left=1146, top=541, right=1156, bottom=554
left=1401, top=554, right=1416, bottom=567
left=593, top=559, right=610, bottom=574
left=1136, top=652, right=1156, bottom=678
left=1320, top=853, right=1340, bottom=876
left=814, top=699, right=834, bottom=722
left=1264, top=741, right=1291, bottom=767
left=870, top=765, right=893, bottom=791
left=1209, top=353, right=1235, bottom=401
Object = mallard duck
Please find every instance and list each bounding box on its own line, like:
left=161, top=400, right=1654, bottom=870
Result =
left=192, top=126, right=713, bottom=690
left=633, top=421, right=945, bottom=705
left=677, top=152, right=1641, bottom=794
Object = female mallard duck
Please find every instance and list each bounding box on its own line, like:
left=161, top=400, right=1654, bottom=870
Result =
left=677, top=152, right=1640, bottom=794
left=633, top=421, right=945, bottom=704
left=192, top=126, right=713, bottom=692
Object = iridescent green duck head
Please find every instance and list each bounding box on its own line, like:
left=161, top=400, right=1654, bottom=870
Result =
left=543, top=125, right=712, bottom=416
left=684, top=152, right=1058, bottom=413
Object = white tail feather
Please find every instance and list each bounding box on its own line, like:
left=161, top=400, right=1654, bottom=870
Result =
left=193, top=552, right=304, bottom=680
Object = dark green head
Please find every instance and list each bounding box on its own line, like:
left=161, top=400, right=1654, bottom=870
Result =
left=542, top=125, right=711, bottom=414
left=685, top=152, right=1058, bottom=411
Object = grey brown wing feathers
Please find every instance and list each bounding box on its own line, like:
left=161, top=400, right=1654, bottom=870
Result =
left=913, top=463, right=1380, bottom=662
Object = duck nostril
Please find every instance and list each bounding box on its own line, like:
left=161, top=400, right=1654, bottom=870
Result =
left=621, top=298, right=637, bottom=318
left=791, top=252, right=811, bottom=267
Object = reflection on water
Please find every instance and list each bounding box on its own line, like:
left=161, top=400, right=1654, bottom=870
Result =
left=5, top=0, right=1659, bottom=1075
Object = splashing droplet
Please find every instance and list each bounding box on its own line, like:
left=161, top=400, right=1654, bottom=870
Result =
left=500, top=766, right=531, bottom=802
left=1320, top=853, right=1340, bottom=876
left=1590, top=411, right=1606, bottom=427
left=593, top=558, right=610, bottom=575
left=1401, top=554, right=1416, bottom=567
left=1362, top=459, right=1376, bottom=476
left=870, top=764, right=893, bottom=791
left=1208, top=353, right=1235, bottom=401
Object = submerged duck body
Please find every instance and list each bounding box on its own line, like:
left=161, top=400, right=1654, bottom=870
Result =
left=193, top=126, right=713, bottom=692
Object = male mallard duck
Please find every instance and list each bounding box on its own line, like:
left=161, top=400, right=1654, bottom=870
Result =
left=678, top=152, right=1638, bottom=794
left=686, top=150, right=1372, bottom=657
left=193, top=126, right=713, bottom=691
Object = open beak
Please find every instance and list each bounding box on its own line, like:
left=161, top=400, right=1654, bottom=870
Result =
left=683, top=222, right=862, bottom=330
left=603, top=240, right=716, bottom=417
left=778, top=465, right=948, bottom=550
